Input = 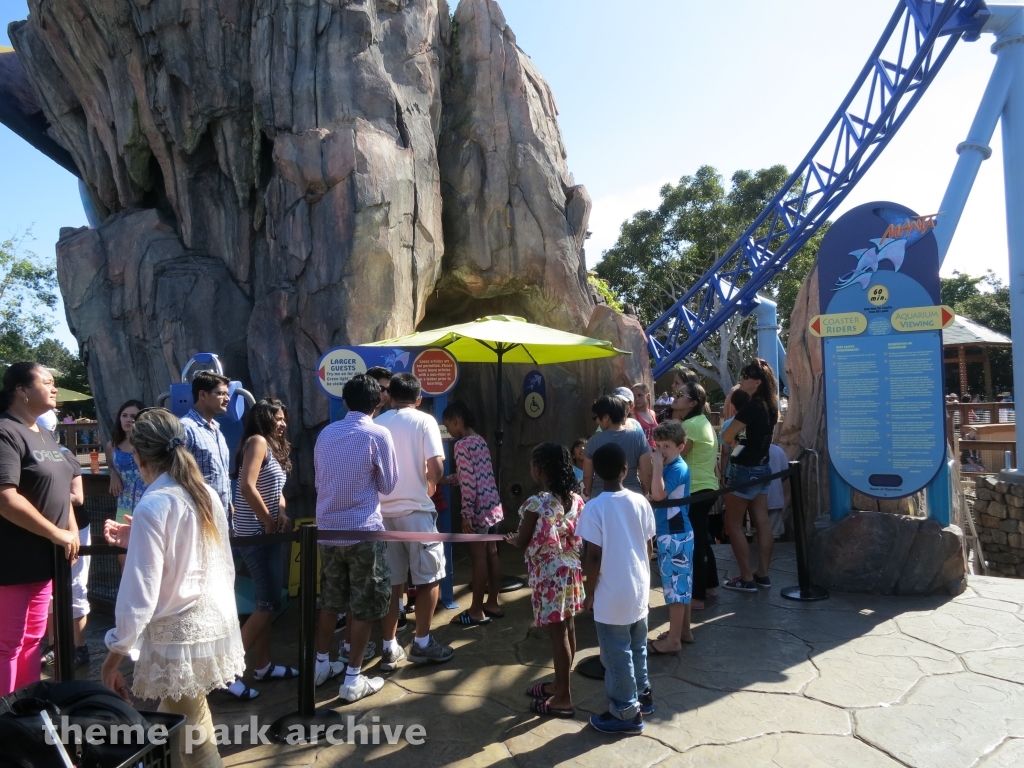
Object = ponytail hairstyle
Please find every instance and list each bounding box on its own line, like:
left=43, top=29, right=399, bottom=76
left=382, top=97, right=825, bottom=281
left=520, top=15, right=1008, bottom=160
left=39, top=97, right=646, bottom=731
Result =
left=238, top=398, right=292, bottom=474
left=679, top=381, right=712, bottom=421
left=739, top=358, right=779, bottom=424
left=130, top=408, right=220, bottom=542
left=531, top=442, right=579, bottom=513
left=0, top=362, right=44, bottom=412
left=111, top=399, right=145, bottom=448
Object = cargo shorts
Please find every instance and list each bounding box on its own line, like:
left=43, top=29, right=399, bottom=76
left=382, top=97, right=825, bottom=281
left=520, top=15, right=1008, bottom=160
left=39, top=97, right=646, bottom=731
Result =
left=318, top=540, right=392, bottom=621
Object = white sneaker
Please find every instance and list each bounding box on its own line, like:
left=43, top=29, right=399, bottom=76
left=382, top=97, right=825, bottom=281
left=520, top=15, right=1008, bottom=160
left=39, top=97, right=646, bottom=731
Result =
left=338, top=674, right=385, bottom=703
left=314, top=659, right=345, bottom=686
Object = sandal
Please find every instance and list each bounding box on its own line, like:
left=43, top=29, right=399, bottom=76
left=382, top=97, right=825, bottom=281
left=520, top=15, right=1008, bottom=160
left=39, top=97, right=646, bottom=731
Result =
left=647, top=640, right=678, bottom=656
left=220, top=683, right=260, bottom=701
left=450, top=610, right=492, bottom=626
left=254, top=663, right=298, bottom=681
left=525, top=682, right=553, bottom=699
left=530, top=698, right=575, bottom=719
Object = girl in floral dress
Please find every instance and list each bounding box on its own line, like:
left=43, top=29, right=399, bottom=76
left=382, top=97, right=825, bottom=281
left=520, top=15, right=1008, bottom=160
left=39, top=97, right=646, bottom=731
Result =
left=505, top=442, right=584, bottom=718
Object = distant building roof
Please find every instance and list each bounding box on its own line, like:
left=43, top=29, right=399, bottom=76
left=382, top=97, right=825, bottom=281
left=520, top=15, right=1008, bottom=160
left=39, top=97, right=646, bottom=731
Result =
left=942, top=315, right=1012, bottom=347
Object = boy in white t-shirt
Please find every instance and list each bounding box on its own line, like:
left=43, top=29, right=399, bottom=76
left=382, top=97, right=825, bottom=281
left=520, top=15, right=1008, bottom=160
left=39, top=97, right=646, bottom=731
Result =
left=578, top=443, right=657, bottom=735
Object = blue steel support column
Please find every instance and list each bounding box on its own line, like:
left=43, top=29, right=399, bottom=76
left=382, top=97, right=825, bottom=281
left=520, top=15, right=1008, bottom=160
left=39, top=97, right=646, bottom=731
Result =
left=752, top=296, right=782, bottom=395
left=934, top=53, right=1012, bottom=261
left=829, top=464, right=852, bottom=522
left=996, top=9, right=1024, bottom=474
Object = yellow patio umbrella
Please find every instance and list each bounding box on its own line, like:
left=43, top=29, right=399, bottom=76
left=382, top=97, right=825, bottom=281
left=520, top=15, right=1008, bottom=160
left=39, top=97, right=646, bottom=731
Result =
left=367, top=315, right=629, bottom=483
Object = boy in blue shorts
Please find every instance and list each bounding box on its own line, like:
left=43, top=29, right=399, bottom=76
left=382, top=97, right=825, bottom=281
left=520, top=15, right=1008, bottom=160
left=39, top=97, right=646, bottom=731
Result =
left=580, top=443, right=657, bottom=735
left=647, top=420, right=694, bottom=655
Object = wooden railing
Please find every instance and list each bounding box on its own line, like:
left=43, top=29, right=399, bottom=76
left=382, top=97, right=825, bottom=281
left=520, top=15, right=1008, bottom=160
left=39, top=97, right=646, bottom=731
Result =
left=946, top=401, right=1015, bottom=429
left=55, top=422, right=103, bottom=456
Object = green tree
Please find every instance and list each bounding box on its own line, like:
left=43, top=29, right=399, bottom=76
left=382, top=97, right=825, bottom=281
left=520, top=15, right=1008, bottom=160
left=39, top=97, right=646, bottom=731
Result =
left=0, top=232, right=59, bottom=365
left=940, top=270, right=985, bottom=308
left=595, top=165, right=824, bottom=391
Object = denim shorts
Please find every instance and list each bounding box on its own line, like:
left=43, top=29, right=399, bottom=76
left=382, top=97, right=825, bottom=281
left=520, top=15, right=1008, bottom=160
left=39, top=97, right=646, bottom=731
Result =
left=239, top=542, right=289, bottom=613
left=727, top=462, right=773, bottom=500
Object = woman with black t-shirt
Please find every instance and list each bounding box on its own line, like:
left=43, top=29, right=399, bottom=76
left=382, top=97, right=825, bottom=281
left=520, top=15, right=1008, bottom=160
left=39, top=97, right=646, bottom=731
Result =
left=720, top=359, right=780, bottom=593
left=0, top=362, right=78, bottom=695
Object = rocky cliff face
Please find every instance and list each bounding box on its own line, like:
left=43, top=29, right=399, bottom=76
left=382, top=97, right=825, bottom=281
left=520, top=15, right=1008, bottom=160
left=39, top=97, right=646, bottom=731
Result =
left=9, top=0, right=649, bottom=511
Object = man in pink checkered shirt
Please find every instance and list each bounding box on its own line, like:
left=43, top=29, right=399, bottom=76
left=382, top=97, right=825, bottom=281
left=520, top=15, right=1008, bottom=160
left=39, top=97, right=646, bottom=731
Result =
left=313, top=374, right=397, bottom=704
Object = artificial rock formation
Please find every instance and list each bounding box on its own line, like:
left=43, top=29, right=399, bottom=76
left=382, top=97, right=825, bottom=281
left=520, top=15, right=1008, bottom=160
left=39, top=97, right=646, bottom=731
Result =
left=7, top=0, right=650, bottom=510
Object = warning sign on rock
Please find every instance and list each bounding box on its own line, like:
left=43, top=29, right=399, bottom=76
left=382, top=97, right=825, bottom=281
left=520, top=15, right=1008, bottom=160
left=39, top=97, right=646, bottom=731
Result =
left=412, top=348, right=459, bottom=396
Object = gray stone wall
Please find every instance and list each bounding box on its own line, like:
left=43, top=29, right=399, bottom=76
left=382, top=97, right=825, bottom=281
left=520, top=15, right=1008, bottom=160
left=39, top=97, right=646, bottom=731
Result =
left=973, top=476, right=1024, bottom=578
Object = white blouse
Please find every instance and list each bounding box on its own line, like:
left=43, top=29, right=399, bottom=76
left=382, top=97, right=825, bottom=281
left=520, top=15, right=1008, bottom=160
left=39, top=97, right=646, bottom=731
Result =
left=105, top=472, right=244, bottom=700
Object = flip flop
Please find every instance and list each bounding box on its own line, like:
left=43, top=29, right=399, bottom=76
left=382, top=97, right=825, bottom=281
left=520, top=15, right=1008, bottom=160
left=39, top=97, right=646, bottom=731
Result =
left=482, top=608, right=505, bottom=619
left=530, top=698, right=575, bottom=719
left=254, top=663, right=298, bottom=681
left=525, top=682, right=553, bottom=698
left=450, top=610, right=492, bottom=626
left=647, top=640, right=678, bottom=656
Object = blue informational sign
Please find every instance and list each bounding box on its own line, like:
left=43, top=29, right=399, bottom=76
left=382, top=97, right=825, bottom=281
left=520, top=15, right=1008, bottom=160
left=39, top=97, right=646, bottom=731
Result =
left=523, top=370, right=546, bottom=418
left=814, top=202, right=951, bottom=499
left=316, top=346, right=415, bottom=422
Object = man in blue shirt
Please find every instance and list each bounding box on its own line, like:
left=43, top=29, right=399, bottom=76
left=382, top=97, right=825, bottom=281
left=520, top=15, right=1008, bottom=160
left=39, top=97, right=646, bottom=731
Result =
left=181, top=371, right=232, bottom=521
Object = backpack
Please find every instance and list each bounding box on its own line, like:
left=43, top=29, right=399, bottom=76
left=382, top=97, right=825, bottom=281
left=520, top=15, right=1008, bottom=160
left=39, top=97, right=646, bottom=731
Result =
left=0, top=680, right=151, bottom=768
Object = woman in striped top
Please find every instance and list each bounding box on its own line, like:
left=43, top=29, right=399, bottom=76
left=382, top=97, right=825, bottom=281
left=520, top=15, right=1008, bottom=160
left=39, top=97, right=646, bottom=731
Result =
left=231, top=398, right=294, bottom=697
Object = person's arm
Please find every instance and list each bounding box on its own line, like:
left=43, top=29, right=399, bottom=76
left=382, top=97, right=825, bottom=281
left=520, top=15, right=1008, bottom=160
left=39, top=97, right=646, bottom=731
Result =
left=680, top=438, right=694, bottom=458
left=0, top=485, right=78, bottom=557
left=505, top=507, right=540, bottom=548
left=638, top=450, right=654, bottom=496
left=583, top=457, right=595, bottom=498
left=106, top=440, right=123, bottom=496
left=70, top=475, right=84, bottom=509
left=105, top=503, right=166, bottom=656
left=277, top=494, right=291, bottom=532
left=582, top=542, right=602, bottom=613
left=425, top=455, right=445, bottom=498
left=238, top=437, right=276, bottom=530
left=649, top=452, right=666, bottom=501
left=373, top=434, right=399, bottom=496
left=722, top=418, right=747, bottom=446
left=454, top=442, right=476, bottom=518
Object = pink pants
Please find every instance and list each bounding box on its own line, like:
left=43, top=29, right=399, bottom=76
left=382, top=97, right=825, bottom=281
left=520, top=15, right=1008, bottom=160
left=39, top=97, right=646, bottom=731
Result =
left=0, top=580, right=52, bottom=696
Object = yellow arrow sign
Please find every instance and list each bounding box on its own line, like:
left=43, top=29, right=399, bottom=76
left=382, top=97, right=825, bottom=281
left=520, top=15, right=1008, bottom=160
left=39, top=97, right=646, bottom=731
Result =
left=809, top=312, right=867, bottom=338
left=890, top=305, right=955, bottom=333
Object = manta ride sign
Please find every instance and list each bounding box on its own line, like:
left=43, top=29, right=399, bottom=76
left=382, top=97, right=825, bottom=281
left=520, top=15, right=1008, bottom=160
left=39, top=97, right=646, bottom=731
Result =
left=813, top=202, right=954, bottom=499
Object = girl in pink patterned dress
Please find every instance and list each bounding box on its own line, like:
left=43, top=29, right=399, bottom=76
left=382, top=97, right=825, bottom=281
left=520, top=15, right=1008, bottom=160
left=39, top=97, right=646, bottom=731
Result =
left=442, top=403, right=504, bottom=625
left=506, top=442, right=584, bottom=719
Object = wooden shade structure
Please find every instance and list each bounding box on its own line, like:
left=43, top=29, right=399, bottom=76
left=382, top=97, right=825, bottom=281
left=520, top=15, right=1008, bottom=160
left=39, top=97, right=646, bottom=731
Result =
left=942, top=316, right=1012, bottom=400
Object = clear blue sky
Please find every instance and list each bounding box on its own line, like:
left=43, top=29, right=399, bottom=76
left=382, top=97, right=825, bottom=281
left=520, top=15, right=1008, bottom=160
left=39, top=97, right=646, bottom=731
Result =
left=0, top=0, right=1012, bottom=353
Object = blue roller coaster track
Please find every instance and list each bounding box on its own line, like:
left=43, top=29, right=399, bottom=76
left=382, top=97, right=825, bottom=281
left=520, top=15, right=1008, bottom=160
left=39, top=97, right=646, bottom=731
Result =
left=646, top=0, right=991, bottom=379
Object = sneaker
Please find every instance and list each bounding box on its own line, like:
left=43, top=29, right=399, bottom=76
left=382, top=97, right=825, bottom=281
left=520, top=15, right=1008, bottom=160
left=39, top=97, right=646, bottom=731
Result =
left=339, top=641, right=377, bottom=666
left=397, top=611, right=408, bottom=631
left=589, top=711, right=644, bottom=734
left=40, top=644, right=54, bottom=668
left=314, top=658, right=345, bottom=686
left=339, top=675, right=384, bottom=703
left=639, top=688, right=654, bottom=716
left=73, top=645, right=90, bottom=670
left=408, top=637, right=455, bottom=665
left=753, top=574, right=772, bottom=589
left=380, top=645, right=407, bottom=673
left=722, top=576, right=757, bottom=593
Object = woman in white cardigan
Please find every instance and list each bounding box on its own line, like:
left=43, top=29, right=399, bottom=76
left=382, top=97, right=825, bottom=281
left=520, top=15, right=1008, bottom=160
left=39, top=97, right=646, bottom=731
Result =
left=101, top=408, right=244, bottom=768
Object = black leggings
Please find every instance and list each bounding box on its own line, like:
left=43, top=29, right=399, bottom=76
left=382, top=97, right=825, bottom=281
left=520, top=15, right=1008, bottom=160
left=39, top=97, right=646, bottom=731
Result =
left=687, top=497, right=720, bottom=600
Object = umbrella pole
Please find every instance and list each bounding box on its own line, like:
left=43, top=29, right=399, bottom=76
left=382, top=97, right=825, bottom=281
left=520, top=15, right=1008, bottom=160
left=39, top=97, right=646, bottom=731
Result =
left=493, top=347, right=523, bottom=593
left=494, top=348, right=504, bottom=491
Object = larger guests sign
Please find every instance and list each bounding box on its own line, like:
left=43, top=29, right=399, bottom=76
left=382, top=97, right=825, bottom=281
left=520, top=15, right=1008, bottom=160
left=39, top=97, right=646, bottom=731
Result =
left=316, top=346, right=459, bottom=399
left=812, top=202, right=952, bottom=499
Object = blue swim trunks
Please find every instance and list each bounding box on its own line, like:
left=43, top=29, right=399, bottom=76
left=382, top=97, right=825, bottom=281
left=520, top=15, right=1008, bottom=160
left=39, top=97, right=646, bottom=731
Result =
left=657, top=531, right=694, bottom=605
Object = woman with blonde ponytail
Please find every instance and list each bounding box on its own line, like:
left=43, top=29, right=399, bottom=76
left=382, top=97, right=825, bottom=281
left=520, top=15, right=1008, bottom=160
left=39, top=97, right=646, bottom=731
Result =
left=101, top=408, right=244, bottom=768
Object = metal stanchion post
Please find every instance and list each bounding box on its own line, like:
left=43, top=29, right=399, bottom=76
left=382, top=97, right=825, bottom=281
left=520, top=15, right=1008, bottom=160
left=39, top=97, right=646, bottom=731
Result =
left=52, top=543, right=76, bottom=681
left=270, top=524, right=342, bottom=741
left=781, top=461, right=830, bottom=602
